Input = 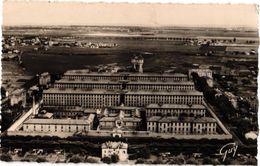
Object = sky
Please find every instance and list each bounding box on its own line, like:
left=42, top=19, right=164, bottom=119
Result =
left=3, top=2, right=259, bottom=28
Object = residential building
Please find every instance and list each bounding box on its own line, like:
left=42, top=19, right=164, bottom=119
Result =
left=147, top=116, right=217, bottom=134
left=23, top=114, right=95, bottom=133
left=101, top=142, right=128, bottom=161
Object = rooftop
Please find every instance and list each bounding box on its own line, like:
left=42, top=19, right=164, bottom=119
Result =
left=43, top=88, right=122, bottom=94
left=37, top=112, right=53, bottom=119
left=146, top=104, right=206, bottom=109
left=11, top=88, right=25, bottom=95
left=55, top=79, right=194, bottom=85
left=126, top=90, right=203, bottom=96
left=64, top=71, right=187, bottom=77
left=102, top=141, right=128, bottom=149
left=41, top=72, right=50, bottom=76
left=99, top=116, right=141, bottom=122
left=132, top=55, right=144, bottom=60
left=56, top=79, right=120, bottom=84
left=43, top=88, right=202, bottom=95
left=147, top=116, right=216, bottom=123
left=127, top=81, right=194, bottom=85
left=107, top=106, right=140, bottom=110
left=24, top=114, right=95, bottom=125
left=147, top=116, right=162, bottom=122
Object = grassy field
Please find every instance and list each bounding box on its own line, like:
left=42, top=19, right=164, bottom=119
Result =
left=3, top=26, right=258, bottom=74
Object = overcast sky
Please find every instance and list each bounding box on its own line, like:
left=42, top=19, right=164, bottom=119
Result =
left=3, top=2, right=259, bottom=28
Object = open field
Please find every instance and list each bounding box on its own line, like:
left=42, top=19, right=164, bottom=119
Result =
left=3, top=26, right=258, bottom=38
left=3, top=26, right=258, bottom=75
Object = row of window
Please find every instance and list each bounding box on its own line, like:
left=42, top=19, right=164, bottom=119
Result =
left=64, top=75, right=124, bottom=80
left=147, top=122, right=217, bottom=134
left=54, top=83, right=194, bottom=91
left=148, top=122, right=216, bottom=128
left=55, top=83, right=121, bottom=89
left=24, top=124, right=89, bottom=132
left=146, top=109, right=206, bottom=117
left=125, top=96, right=203, bottom=106
left=126, top=85, right=194, bottom=91
left=63, top=75, right=188, bottom=82
left=43, top=94, right=120, bottom=108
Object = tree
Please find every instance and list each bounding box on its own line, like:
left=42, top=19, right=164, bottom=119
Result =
left=203, top=86, right=217, bottom=104
left=244, top=157, right=257, bottom=165
left=111, top=154, right=119, bottom=163
left=223, top=158, right=233, bottom=165
left=136, top=158, right=145, bottom=164
left=1, top=87, right=7, bottom=99
left=0, top=154, right=12, bottom=162
left=69, top=155, right=82, bottom=163
left=203, top=157, right=220, bottom=165
left=102, top=157, right=112, bottom=164
left=139, top=147, right=151, bottom=159
left=153, top=158, right=164, bottom=164
left=168, top=156, right=185, bottom=165
left=86, top=157, right=99, bottom=163
left=36, top=157, right=47, bottom=162
left=191, top=72, right=208, bottom=92
left=186, top=157, right=200, bottom=164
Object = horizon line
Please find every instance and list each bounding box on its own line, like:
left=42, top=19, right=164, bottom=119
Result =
left=3, top=24, right=258, bottom=30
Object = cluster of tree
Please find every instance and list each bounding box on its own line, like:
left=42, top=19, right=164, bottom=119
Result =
left=191, top=72, right=235, bottom=120
left=69, top=155, right=82, bottom=163
left=0, top=154, right=12, bottom=162
left=36, top=157, right=47, bottom=162
left=129, top=146, right=151, bottom=160
left=1, top=87, right=7, bottom=99
left=85, top=157, right=99, bottom=163
left=191, top=72, right=257, bottom=145
left=202, top=157, right=221, bottom=165
left=2, top=102, right=25, bottom=132
left=102, top=154, right=119, bottom=164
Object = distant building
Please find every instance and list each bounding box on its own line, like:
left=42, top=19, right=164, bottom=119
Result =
left=131, top=55, right=144, bottom=73
left=224, top=92, right=238, bottom=109
left=220, top=66, right=239, bottom=77
left=101, top=142, right=128, bottom=161
left=39, top=72, right=51, bottom=87
left=10, top=88, right=26, bottom=106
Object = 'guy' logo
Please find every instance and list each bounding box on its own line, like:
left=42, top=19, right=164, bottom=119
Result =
left=219, top=142, right=238, bottom=162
